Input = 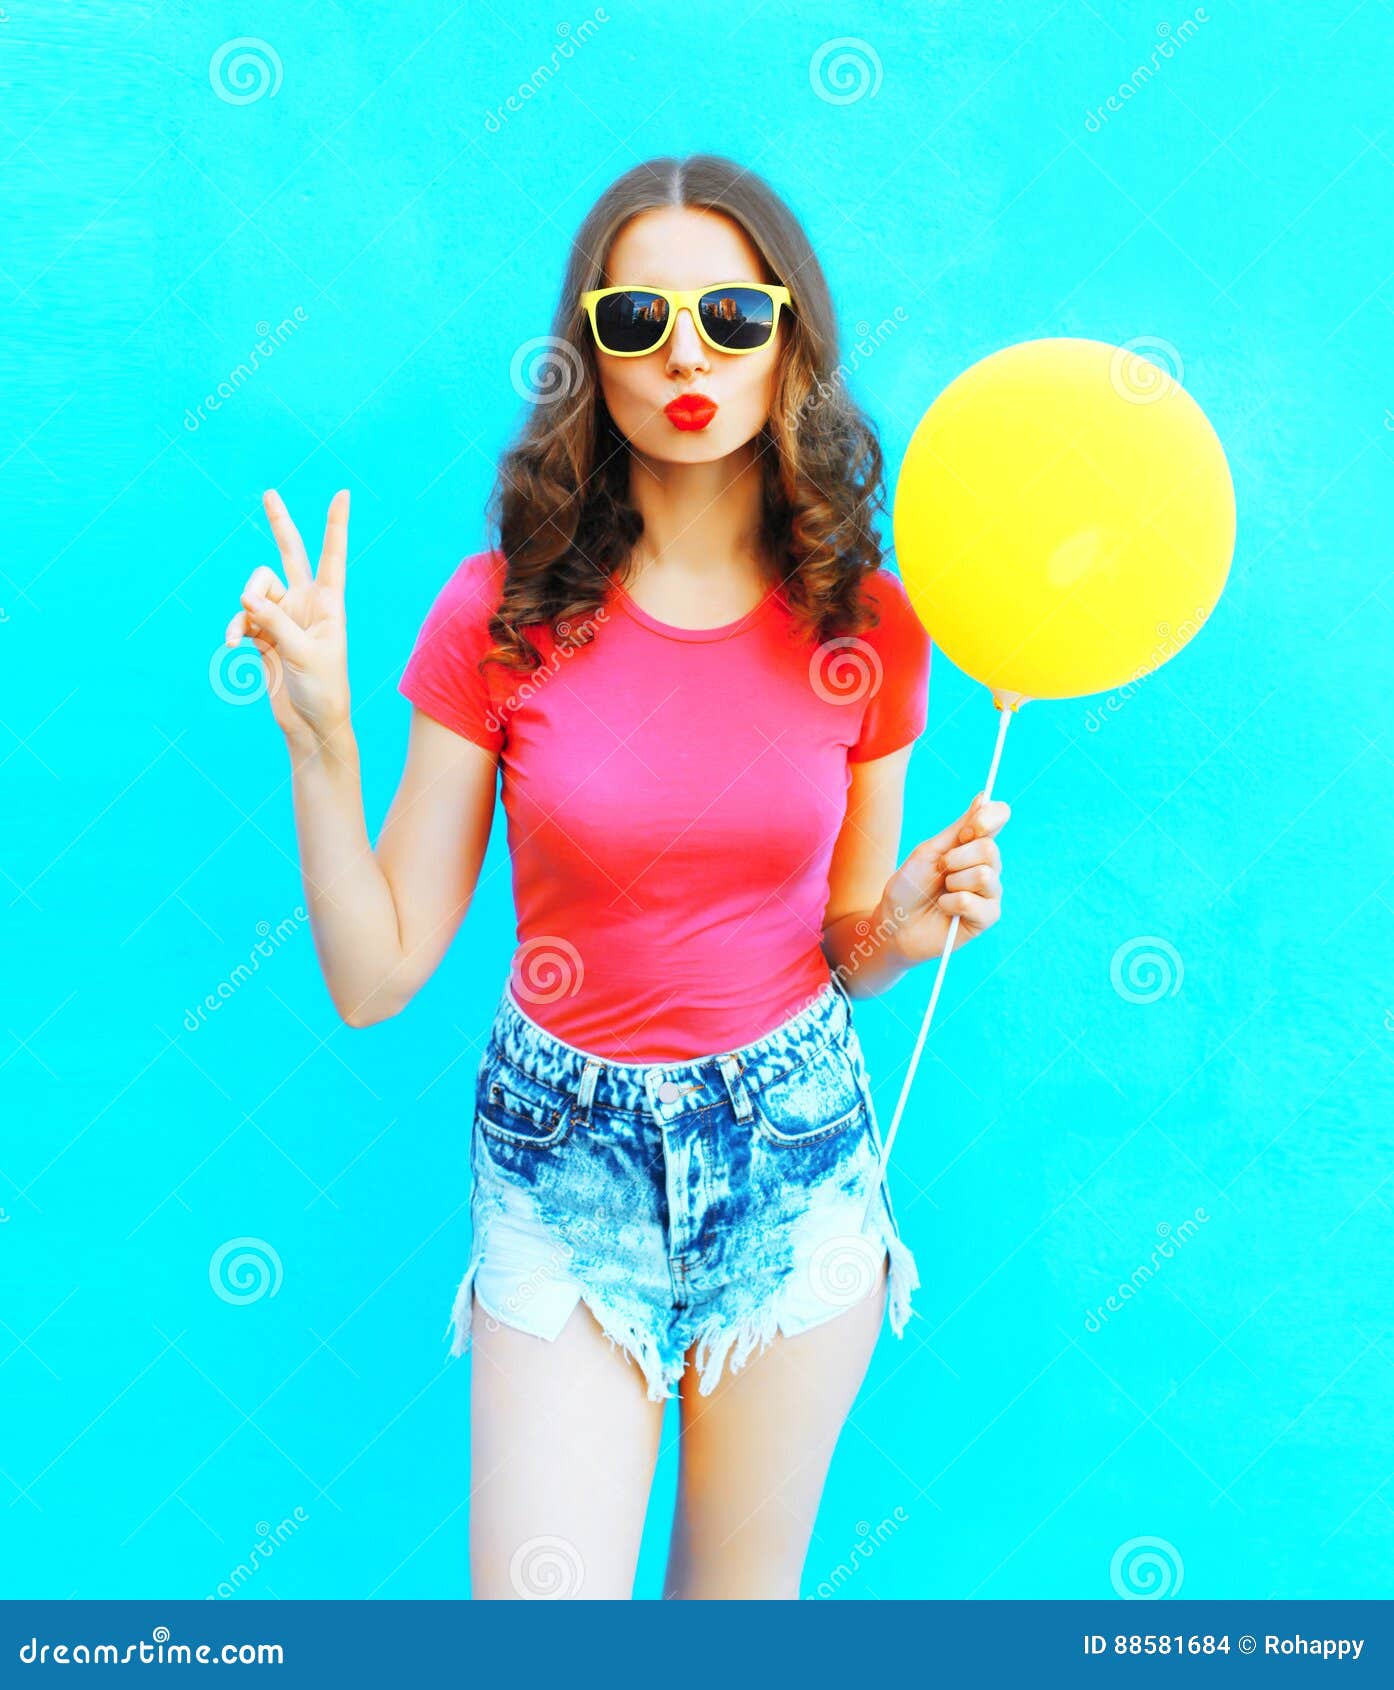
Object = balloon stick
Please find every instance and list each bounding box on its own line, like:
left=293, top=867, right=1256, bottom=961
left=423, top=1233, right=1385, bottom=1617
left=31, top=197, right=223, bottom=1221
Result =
left=860, top=692, right=1020, bottom=1231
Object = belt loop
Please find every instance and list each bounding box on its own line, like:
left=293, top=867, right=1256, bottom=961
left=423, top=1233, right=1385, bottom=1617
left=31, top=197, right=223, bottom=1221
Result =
left=573, top=1057, right=601, bottom=1128
left=717, top=1053, right=753, bottom=1120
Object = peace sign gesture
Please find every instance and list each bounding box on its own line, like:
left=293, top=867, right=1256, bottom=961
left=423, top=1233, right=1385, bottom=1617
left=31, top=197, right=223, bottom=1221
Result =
left=224, top=489, right=352, bottom=746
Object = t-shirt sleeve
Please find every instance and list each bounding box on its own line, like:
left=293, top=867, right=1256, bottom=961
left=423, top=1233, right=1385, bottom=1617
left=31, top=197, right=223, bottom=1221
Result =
left=848, top=569, right=932, bottom=762
left=397, top=552, right=506, bottom=753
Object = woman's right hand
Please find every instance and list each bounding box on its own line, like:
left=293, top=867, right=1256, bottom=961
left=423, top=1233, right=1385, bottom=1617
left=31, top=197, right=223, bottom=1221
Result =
left=225, top=489, right=352, bottom=748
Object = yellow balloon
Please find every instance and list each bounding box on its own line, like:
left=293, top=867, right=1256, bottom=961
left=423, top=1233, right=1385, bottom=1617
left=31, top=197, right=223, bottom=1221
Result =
left=893, top=338, right=1235, bottom=706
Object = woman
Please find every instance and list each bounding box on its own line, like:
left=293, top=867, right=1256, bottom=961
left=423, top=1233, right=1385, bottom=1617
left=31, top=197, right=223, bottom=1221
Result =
left=225, top=154, right=1009, bottom=1601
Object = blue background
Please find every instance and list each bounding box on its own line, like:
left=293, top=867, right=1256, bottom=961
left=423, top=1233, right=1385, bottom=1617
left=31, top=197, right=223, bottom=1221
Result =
left=2, top=0, right=1390, bottom=1602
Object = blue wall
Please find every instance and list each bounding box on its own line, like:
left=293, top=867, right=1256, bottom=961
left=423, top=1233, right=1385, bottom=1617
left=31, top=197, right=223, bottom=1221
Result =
left=3, top=0, right=1390, bottom=1601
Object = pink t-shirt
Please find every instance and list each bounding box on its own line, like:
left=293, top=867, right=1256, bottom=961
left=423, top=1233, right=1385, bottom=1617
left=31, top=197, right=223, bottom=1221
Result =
left=398, top=550, right=931, bottom=1061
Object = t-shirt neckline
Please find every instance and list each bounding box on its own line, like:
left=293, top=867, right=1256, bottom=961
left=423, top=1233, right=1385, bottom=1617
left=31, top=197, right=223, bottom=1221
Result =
left=608, top=569, right=786, bottom=643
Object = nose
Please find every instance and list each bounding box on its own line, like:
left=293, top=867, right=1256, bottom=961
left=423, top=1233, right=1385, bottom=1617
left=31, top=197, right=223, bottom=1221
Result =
left=664, top=308, right=709, bottom=375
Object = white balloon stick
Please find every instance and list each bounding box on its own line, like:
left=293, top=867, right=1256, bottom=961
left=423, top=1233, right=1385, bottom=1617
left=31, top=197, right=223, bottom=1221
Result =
left=860, top=692, right=1019, bottom=1232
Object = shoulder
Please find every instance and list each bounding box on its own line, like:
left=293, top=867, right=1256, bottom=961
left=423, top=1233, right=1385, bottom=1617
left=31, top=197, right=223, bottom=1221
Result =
left=843, top=568, right=933, bottom=763
left=856, top=568, right=931, bottom=663
left=857, top=565, right=916, bottom=618
left=429, top=547, right=507, bottom=618
left=398, top=548, right=512, bottom=750
left=406, top=547, right=507, bottom=651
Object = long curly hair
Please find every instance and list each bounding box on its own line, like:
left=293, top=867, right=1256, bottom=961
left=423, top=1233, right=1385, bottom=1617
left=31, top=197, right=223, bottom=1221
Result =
left=479, top=153, right=894, bottom=677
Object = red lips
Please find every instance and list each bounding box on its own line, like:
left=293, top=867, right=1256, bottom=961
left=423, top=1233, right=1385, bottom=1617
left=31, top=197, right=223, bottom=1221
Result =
left=664, top=393, right=718, bottom=431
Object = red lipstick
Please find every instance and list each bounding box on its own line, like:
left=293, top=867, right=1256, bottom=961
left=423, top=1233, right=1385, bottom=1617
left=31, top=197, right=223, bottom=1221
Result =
left=664, top=393, right=718, bottom=431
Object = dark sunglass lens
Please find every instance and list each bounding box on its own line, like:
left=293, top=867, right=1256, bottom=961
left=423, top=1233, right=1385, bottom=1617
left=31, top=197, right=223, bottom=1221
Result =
left=593, top=290, right=668, bottom=353
left=699, top=287, right=778, bottom=350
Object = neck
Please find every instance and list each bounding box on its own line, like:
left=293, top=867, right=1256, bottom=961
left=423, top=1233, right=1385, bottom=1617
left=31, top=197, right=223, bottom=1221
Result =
left=622, top=439, right=771, bottom=585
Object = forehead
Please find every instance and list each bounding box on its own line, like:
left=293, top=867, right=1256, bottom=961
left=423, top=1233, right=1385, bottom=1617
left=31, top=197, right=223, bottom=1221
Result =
left=603, top=206, right=766, bottom=288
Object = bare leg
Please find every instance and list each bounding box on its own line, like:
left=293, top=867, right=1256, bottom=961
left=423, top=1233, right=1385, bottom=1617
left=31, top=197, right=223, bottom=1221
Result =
left=663, top=1262, right=888, bottom=1599
left=469, top=1296, right=666, bottom=1599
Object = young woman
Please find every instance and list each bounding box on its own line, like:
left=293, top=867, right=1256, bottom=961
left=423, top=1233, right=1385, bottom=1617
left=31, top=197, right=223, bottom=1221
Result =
left=225, top=154, right=1008, bottom=1601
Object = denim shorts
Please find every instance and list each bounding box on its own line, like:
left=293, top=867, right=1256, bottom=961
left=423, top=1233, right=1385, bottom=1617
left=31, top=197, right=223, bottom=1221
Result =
left=446, top=972, right=920, bottom=1401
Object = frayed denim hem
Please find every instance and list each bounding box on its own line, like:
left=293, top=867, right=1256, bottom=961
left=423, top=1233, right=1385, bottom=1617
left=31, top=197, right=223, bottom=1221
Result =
left=443, top=1209, right=682, bottom=1402
left=884, top=1225, right=921, bottom=1338
left=689, top=1224, right=920, bottom=1396
left=444, top=1203, right=919, bottom=1402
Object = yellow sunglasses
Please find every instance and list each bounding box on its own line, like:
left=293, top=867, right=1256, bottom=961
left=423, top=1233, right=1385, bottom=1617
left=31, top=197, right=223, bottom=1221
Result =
left=578, top=281, right=793, bottom=357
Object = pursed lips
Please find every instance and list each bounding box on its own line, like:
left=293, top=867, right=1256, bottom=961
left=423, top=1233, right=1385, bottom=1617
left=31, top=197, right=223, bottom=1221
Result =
left=664, top=394, right=718, bottom=430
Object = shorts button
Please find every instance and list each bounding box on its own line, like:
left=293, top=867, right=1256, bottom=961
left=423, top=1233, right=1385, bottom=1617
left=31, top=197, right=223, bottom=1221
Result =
left=656, top=1079, right=682, bottom=1103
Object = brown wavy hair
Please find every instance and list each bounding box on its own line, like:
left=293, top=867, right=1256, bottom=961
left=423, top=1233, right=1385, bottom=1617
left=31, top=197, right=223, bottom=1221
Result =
left=479, top=152, right=894, bottom=677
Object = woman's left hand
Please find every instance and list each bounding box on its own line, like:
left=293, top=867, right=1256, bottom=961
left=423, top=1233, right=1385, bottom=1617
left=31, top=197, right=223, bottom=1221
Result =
left=876, top=793, right=1011, bottom=965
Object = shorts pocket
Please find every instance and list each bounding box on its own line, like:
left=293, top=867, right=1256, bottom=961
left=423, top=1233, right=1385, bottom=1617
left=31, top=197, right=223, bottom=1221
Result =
left=475, top=1048, right=574, bottom=1149
left=750, top=1040, right=868, bottom=1147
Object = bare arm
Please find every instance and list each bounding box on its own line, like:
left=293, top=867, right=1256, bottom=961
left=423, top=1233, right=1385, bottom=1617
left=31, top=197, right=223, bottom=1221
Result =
left=822, top=745, right=918, bottom=998
left=822, top=745, right=1009, bottom=998
left=226, top=489, right=498, bottom=1028
left=286, top=713, right=497, bottom=1026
